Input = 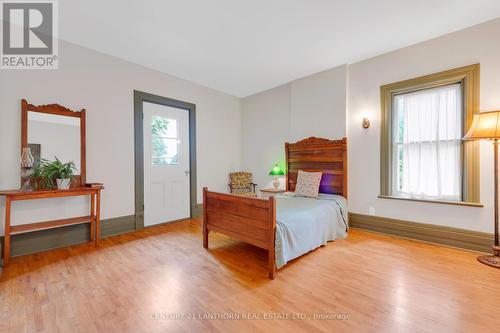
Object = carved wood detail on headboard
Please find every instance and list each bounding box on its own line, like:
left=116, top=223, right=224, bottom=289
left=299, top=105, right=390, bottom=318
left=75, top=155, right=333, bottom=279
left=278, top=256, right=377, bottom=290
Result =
left=285, top=137, right=347, bottom=198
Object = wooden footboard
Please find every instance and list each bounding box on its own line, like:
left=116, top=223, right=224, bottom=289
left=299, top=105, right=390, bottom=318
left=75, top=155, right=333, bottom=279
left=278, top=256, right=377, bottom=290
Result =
left=202, top=187, right=277, bottom=279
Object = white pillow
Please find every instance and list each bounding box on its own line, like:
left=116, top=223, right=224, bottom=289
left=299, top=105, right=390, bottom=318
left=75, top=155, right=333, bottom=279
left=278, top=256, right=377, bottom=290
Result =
left=294, top=170, right=322, bottom=198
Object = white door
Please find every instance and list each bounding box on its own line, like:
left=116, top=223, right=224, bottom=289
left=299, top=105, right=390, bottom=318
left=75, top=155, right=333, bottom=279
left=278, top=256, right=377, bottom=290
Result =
left=143, top=101, right=190, bottom=226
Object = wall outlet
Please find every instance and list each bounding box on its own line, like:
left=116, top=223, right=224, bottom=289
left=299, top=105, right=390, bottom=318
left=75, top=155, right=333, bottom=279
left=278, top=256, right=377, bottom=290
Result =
left=368, top=207, right=376, bottom=215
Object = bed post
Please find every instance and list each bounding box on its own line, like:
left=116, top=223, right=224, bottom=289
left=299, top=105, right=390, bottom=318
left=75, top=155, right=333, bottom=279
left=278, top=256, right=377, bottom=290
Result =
left=343, top=137, right=348, bottom=198
left=268, top=196, right=277, bottom=279
left=284, top=142, right=290, bottom=192
left=203, top=187, right=209, bottom=248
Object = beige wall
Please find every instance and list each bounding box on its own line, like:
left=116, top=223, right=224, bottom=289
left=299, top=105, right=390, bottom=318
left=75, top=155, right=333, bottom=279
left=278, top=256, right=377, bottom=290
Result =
left=241, top=65, right=347, bottom=189
left=2, top=18, right=499, bottom=236
left=347, top=18, right=500, bottom=233
left=0, top=40, right=241, bottom=235
left=290, top=65, right=347, bottom=141
left=242, top=18, right=500, bottom=233
left=241, top=84, right=291, bottom=189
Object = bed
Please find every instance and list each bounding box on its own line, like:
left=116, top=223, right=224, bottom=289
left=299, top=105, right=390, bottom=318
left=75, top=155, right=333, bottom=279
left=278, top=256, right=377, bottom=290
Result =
left=202, top=137, right=348, bottom=279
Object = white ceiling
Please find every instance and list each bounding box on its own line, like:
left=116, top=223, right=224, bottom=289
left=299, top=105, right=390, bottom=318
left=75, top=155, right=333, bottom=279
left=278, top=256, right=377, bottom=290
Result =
left=60, top=0, right=500, bottom=97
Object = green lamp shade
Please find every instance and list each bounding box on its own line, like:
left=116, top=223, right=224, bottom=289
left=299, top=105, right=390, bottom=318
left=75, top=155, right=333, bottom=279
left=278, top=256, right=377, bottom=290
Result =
left=269, top=164, right=285, bottom=176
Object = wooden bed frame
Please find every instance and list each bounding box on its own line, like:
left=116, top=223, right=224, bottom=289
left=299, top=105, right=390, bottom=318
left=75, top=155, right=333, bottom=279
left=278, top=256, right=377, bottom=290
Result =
left=203, top=137, right=347, bottom=279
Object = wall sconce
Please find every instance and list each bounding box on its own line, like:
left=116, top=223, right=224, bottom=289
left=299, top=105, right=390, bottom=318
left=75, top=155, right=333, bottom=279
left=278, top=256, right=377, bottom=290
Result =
left=362, top=118, right=370, bottom=129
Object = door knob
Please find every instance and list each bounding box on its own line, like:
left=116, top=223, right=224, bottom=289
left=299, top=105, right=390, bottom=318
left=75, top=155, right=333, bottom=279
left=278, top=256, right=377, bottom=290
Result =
left=185, top=170, right=190, bottom=176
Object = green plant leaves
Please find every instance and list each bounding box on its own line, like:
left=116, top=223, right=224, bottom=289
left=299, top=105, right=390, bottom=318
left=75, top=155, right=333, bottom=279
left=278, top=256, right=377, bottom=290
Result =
left=32, top=157, right=77, bottom=190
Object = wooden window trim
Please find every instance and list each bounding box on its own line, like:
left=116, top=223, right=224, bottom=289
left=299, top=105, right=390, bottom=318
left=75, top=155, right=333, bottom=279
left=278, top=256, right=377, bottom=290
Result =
left=380, top=64, right=481, bottom=204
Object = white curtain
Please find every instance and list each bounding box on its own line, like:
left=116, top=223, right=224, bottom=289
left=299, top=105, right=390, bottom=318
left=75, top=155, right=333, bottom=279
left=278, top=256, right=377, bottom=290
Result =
left=393, top=84, right=462, bottom=201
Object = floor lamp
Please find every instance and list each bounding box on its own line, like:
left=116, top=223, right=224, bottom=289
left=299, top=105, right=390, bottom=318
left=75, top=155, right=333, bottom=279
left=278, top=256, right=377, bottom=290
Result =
left=464, top=110, right=500, bottom=268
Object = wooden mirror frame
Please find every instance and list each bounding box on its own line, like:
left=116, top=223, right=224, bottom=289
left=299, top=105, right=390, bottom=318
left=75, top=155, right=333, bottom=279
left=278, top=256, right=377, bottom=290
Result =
left=21, top=99, right=86, bottom=187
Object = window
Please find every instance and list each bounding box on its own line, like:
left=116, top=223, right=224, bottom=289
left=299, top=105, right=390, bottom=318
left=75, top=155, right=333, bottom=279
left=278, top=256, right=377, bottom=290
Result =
left=392, top=84, right=462, bottom=201
left=380, top=64, right=480, bottom=205
left=151, top=116, right=179, bottom=165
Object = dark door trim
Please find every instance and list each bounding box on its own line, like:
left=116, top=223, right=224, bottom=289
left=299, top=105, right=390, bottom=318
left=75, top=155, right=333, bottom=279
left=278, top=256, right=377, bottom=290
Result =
left=134, top=90, right=197, bottom=230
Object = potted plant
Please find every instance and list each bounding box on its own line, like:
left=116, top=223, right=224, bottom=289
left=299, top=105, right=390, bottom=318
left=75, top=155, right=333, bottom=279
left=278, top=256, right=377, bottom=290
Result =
left=33, top=157, right=77, bottom=190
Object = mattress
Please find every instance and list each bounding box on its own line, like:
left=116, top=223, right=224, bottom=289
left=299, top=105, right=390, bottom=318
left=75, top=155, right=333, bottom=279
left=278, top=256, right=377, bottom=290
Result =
left=274, top=193, right=348, bottom=269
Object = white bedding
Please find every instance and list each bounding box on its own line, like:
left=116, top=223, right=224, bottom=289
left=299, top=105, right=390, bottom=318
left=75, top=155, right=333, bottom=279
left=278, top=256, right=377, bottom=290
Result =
left=274, top=193, right=348, bottom=269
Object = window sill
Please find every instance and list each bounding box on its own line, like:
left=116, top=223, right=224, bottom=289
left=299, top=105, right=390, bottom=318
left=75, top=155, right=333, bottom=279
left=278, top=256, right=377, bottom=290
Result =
left=378, top=195, right=484, bottom=208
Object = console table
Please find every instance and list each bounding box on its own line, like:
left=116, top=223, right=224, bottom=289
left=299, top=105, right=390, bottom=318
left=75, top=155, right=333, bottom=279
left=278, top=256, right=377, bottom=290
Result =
left=0, top=186, right=103, bottom=266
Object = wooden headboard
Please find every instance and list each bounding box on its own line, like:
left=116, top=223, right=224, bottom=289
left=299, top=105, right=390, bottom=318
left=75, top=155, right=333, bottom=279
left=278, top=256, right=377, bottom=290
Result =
left=285, top=137, right=347, bottom=198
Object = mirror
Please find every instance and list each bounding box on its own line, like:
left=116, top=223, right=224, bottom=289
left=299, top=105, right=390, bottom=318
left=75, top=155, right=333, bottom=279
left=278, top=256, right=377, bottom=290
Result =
left=27, top=112, right=81, bottom=173
left=21, top=99, right=86, bottom=188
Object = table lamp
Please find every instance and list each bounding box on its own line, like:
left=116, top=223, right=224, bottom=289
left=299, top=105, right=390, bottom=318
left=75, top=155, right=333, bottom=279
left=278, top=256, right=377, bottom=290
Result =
left=269, top=164, right=285, bottom=190
left=463, top=110, right=500, bottom=268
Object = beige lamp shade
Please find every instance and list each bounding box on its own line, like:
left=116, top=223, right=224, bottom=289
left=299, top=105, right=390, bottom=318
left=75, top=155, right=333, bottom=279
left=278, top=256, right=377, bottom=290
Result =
left=464, top=110, right=500, bottom=140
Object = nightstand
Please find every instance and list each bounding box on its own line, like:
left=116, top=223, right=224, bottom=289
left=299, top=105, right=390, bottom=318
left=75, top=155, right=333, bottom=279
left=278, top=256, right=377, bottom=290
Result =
left=260, top=188, right=285, bottom=198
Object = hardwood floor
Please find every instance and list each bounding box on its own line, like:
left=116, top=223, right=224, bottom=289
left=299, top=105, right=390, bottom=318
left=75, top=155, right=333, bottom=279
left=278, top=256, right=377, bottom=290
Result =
left=1, top=218, right=499, bottom=333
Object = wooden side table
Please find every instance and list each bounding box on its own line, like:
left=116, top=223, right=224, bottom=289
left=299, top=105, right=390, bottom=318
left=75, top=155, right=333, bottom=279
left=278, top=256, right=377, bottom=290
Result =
left=260, top=188, right=285, bottom=199
left=0, top=186, right=103, bottom=267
